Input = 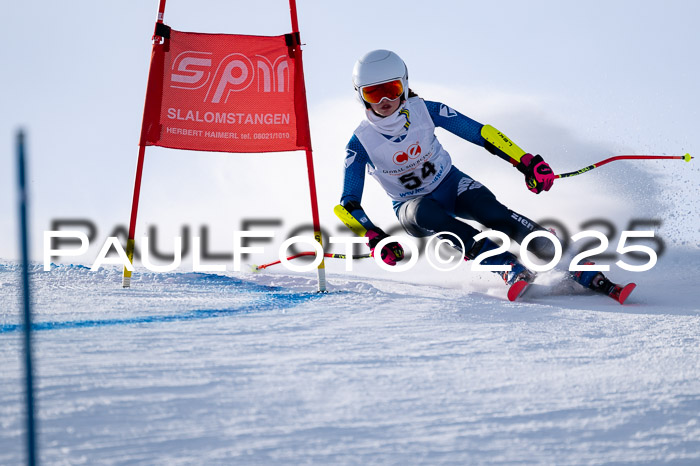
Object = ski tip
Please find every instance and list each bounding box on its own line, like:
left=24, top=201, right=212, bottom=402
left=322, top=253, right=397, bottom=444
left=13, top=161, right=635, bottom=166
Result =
left=507, top=280, right=530, bottom=302
left=617, top=283, right=636, bottom=305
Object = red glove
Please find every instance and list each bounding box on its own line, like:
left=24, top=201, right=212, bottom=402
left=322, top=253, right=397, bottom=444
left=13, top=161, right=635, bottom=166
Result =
left=365, top=229, right=404, bottom=266
left=517, top=153, right=555, bottom=193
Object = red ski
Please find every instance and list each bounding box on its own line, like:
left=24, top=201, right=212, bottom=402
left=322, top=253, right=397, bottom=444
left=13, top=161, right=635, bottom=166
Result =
left=507, top=279, right=637, bottom=304
left=507, top=280, right=531, bottom=302
left=608, top=282, right=636, bottom=305
left=589, top=271, right=637, bottom=304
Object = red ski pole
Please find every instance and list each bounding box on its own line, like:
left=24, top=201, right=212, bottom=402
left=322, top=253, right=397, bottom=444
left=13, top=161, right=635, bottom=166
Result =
left=555, top=153, right=692, bottom=179
left=253, top=252, right=371, bottom=271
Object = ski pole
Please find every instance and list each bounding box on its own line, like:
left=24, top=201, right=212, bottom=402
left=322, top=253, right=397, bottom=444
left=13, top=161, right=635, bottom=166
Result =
left=556, top=153, right=692, bottom=179
left=253, top=251, right=371, bottom=271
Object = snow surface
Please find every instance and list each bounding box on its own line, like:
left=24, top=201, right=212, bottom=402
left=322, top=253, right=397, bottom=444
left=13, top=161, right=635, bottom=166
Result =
left=1, top=245, right=699, bottom=464
left=3, top=49, right=699, bottom=465
left=2, top=114, right=698, bottom=464
left=3, top=1, right=699, bottom=463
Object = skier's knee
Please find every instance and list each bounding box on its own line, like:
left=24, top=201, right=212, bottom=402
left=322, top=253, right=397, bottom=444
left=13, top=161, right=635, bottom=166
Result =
left=525, top=234, right=556, bottom=262
left=399, top=198, right=441, bottom=236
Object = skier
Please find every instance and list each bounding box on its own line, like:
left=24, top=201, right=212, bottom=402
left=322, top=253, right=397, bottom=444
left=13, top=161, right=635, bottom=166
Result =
left=338, top=49, right=632, bottom=302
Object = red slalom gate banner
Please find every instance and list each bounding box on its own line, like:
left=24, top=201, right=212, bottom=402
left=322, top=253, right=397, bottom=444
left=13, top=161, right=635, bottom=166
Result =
left=141, top=30, right=310, bottom=153
left=124, top=0, right=326, bottom=291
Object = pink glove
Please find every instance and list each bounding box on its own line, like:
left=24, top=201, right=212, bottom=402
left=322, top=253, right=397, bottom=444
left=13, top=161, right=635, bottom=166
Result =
left=365, top=229, right=404, bottom=266
left=518, top=153, right=555, bottom=193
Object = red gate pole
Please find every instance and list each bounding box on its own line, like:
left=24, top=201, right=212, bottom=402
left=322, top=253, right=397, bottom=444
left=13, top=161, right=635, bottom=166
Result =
left=123, top=0, right=168, bottom=288
left=289, top=0, right=327, bottom=292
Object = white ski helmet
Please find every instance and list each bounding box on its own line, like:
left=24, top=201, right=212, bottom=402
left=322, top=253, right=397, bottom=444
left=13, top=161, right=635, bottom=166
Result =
left=352, top=49, right=409, bottom=105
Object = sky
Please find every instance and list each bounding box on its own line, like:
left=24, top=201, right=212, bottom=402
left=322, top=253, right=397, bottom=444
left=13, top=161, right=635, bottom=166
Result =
left=1, top=0, right=698, bottom=266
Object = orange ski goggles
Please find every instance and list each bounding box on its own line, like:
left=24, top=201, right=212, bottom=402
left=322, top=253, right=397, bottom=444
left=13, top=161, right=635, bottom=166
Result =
left=360, top=79, right=404, bottom=104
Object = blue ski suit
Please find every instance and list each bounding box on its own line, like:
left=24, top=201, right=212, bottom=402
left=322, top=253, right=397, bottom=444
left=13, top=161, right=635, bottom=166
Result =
left=340, top=97, right=555, bottom=260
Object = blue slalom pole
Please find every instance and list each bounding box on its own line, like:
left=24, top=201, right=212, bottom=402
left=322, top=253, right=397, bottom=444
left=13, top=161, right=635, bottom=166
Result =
left=17, top=129, right=37, bottom=466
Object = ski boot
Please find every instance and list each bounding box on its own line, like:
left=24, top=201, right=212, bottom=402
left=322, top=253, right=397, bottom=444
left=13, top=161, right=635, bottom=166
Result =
left=571, top=262, right=636, bottom=304
left=502, top=260, right=537, bottom=301
left=466, top=238, right=536, bottom=301
left=501, top=261, right=537, bottom=286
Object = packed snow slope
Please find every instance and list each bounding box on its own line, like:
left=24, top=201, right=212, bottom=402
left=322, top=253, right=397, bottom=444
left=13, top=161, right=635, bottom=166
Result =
left=2, top=87, right=699, bottom=465
left=2, top=129, right=698, bottom=465
left=3, top=1, right=699, bottom=463
left=1, top=240, right=699, bottom=464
